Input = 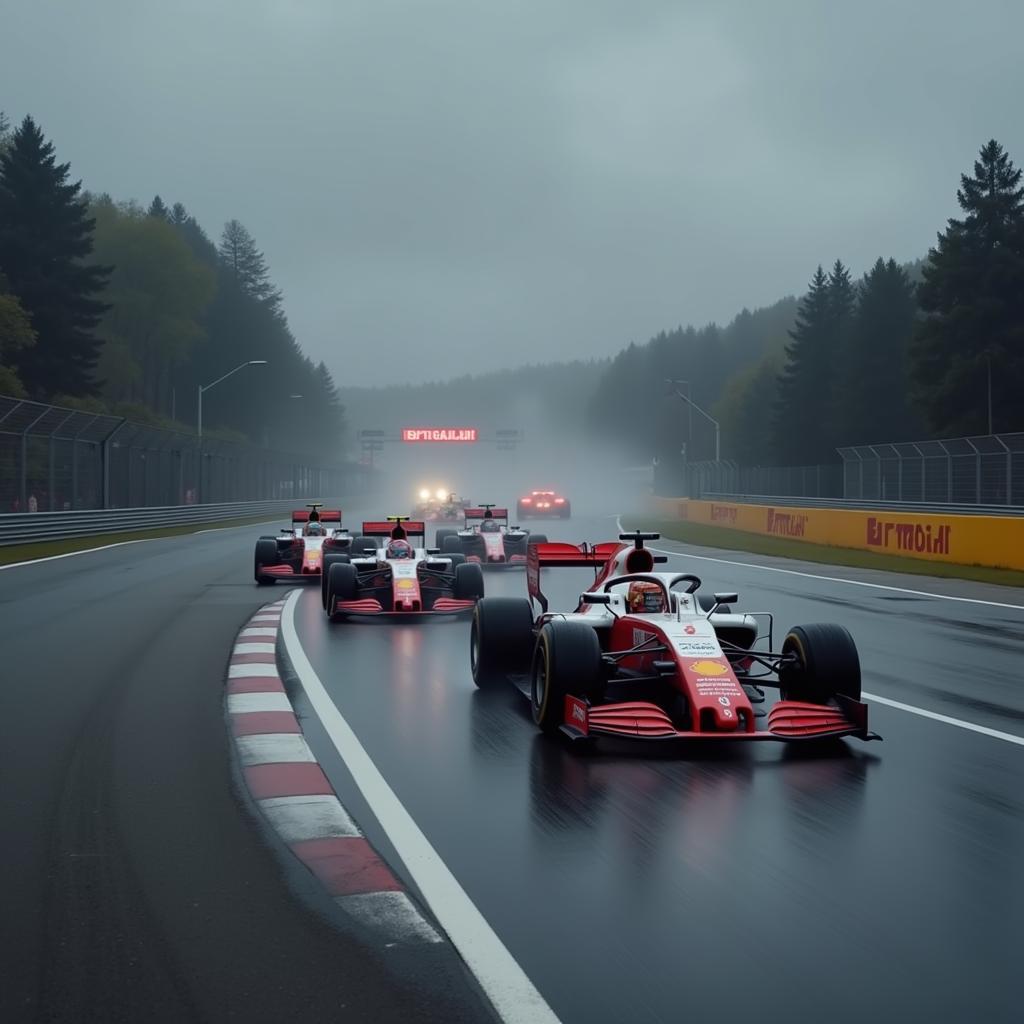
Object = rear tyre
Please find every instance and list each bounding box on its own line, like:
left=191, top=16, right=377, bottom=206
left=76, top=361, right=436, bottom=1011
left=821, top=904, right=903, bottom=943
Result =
left=779, top=623, right=861, bottom=703
left=321, top=553, right=351, bottom=609
left=527, top=533, right=548, bottom=546
left=326, top=562, right=358, bottom=617
left=350, top=535, right=378, bottom=556
left=442, top=534, right=464, bottom=554
left=531, top=621, right=604, bottom=733
left=254, top=538, right=279, bottom=584
left=445, top=552, right=466, bottom=568
left=471, top=598, right=535, bottom=687
left=436, top=528, right=458, bottom=550
left=453, top=561, right=485, bottom=601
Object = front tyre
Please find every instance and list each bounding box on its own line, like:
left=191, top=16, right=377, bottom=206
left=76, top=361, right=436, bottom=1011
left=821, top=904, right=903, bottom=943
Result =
left=254, top=538, right=279, bottom=585
left=779, top=623, right=861, bottom=703
left=321, top=553, right=351, bottom=609
left=531, top=621, right=604, bottom=733
left=453, top=561, right=485, bottom=601
left=471, top=597, right=534, bottom=687
left=326, top=562, right=358, bottom=617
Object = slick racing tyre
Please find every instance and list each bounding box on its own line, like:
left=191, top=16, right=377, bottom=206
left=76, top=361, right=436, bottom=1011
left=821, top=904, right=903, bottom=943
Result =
left=349, top=535, right=378, bottom=557
left=779, top=623, right=861, bottom=703
left=254, top=538, right=279, bottom=585
left=453, top=561, right=485, bottom=601
left=326, top=562, right=358, bottom=617
left=321, top=552, right=351, bottom=609
left=471, top=597, right=534, bottom=687
left=531, top=621, right=604, bottom=733
left=527, top=533, right=548, bottom=547
left=442, top=534, right=464, bottom=555
left=445, top=552, right=466, bottom=568
left=435, top=528, right=458, bottom=550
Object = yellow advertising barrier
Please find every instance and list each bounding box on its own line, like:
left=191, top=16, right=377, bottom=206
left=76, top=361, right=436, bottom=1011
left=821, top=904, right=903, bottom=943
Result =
left=651, top=497, right=1024, bottom=572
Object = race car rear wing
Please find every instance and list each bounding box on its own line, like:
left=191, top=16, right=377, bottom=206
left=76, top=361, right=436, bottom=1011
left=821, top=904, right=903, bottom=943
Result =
left=527, top=541, right=624, bottom=613
left=361, top=520, right=426, bottom=541
left=293, top=508, right=342, bottom=523
left=465, top=507, right=509, bottom=523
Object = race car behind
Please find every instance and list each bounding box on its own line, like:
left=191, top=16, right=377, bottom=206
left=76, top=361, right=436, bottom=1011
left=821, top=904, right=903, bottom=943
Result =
left=435, top=505, right=547, bottom=568
left=254, top=504, right=352, bottom=584
left=323, top=516, right=485, bottom=618
left=517, top=490, right=570, bottom=519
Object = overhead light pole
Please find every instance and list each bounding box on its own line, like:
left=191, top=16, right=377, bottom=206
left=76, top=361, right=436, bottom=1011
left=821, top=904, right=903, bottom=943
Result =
left=666, top=379, right=720, bottom=462
left=196, top=360, right=267, bottom=503
left=197, top=360, right=268, bottom=439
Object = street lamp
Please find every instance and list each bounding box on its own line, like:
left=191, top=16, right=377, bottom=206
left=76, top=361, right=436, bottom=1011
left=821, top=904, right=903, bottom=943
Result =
left=665, top=379, right=720, bottom=462
left=197, top=360, right=268, bottom=439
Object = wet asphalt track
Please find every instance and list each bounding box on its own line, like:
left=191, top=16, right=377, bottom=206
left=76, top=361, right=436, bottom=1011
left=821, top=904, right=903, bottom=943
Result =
left=1, top=507, right=1022, bottom=1023
left=294, top=507, right=1024, bottom=1024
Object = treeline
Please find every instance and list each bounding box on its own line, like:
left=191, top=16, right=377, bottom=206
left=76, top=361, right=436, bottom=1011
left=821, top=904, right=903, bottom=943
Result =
left=585, top=139, right=1024, bottom=465
left=0, top=114, right=344, bottom=458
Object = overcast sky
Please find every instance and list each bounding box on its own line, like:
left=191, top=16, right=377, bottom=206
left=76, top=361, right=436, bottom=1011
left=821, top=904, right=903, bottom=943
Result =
left=3, top=0, right=1023, bottom=384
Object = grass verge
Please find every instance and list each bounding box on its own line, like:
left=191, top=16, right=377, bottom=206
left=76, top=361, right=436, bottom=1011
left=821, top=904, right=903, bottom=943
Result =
left=630, top=518, right=1024, bottom=589
left=0, top=513, right=281, bottom=567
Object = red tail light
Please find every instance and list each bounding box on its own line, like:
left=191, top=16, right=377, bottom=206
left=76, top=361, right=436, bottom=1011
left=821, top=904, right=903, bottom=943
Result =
left=521, top=497, right=532, bottom=504
left=554, top=498, right=565, bottom=504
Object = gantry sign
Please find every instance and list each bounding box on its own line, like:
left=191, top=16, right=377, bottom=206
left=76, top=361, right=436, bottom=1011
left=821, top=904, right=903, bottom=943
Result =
left=358, top=427, right=522, bottom=463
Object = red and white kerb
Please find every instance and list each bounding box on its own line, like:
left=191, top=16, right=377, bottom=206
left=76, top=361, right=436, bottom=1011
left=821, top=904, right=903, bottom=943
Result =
left=226, top=599, right=441, bottom=945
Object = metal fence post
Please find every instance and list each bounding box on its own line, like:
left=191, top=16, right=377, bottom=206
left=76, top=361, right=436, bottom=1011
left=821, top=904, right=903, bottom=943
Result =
left=101, top=418, right=128, bottom=509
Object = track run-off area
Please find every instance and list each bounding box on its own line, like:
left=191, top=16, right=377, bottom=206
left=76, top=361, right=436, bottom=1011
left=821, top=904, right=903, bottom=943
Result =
left=1, top=503, right=1022, bottom=1023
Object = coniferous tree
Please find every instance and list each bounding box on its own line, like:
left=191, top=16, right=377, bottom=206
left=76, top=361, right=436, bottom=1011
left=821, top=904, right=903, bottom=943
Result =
left=773, top=266, right=834, bottom=463
left=0, top=116, right=110, bottom=397
left=218, top=220, right=281, bottom=309
left=912, top=140, right=1024, bottom=435
left=840, top=259, right=920, bottom=443
left=0, top=112, right=10, bottom=158
left=148, top=195, right=170, bottom=220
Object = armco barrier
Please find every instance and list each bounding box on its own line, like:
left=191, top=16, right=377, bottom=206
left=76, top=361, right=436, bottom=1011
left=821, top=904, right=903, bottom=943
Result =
left=650, top=497, right=1024, bottom=572
left=0, top=500, right=318, bottom=547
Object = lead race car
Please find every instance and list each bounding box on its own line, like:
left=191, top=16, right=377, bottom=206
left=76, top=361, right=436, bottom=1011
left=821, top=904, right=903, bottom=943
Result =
left=253, top=504, right=353, bottom=585
left=435, top=505, right=547, bottom=568
left=470, top=531, right=879, bottom=746
left=517, top=490, right=570, bottom=519
left=323, top=516, right=485, bottom=619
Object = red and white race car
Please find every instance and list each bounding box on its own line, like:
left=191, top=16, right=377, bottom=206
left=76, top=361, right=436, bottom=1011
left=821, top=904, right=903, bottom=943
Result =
left=516, top=490, right=570, bottom=519
left=469, top=531, right=878, bottom=747
left=253, top=504, right=352, bottom=585
left=435, top=505, right=547, bottom=569
left=322, top=516, right=484, bottom=619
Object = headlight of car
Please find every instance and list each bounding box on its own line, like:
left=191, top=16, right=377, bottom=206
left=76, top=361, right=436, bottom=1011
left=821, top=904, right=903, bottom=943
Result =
left=419, top=488, right=431, bottom=501
left=436, top=488, right=447, bottom=501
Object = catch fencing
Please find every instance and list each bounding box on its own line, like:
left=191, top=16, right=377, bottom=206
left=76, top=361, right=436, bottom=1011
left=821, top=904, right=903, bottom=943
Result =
left=0, top=395, right=358, bottom=512
left=839, top=434, right=1024, bottom=506
left=654, top=433, right=1024, bottom=509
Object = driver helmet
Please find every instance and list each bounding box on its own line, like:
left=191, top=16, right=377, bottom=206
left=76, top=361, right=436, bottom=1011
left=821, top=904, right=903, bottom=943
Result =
left=386, top=539, right=414, bottom=559
left=480, top=519, right=500, bottom=533
left=627, top=580, right=665, bottom=614
left=305, top=521, right=323, bottom=536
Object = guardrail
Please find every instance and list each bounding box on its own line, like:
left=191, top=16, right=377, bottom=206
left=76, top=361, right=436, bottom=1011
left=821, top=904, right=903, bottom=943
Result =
left=0, top=500, right=312, bottom=547
left=702, top=493, right=1024, bottom=517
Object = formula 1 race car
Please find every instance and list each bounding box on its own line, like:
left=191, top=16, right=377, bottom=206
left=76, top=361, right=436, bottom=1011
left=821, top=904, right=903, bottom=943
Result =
left=517, top=490, right=570, bottom=519
left=415, top=488, right=471, bottom=521
left=322, top=516, right=485, bottom=619
left=470, top=531, right=879, bottom=747
left=254, top=504, right=353, bottom=585
left=434, top=505, right=547, bottom=568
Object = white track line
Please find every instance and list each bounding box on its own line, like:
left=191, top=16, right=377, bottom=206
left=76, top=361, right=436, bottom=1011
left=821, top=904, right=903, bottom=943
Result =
left=280, top=590, right=560, bottom=1024
left=615, top=515, right=1024, bottom=611
left=863, top=692, right=1024, bottom=747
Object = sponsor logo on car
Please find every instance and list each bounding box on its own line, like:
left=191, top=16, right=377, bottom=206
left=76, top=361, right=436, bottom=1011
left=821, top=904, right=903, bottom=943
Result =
left=676, top=639, right=718, bottom=656
left=396, top=579, right=415, bottom=589
left=688, top=659, right=728, bottom=676
left=684, top=624, right=696, bottom=635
